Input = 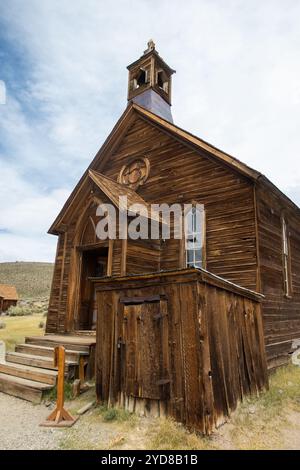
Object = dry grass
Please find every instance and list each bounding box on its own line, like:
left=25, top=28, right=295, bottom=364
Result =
left=0, top=313, right=45, bottom=350
left=146, top=418, right=215, bottom=450
left=223, top=364, right=300, bottom=449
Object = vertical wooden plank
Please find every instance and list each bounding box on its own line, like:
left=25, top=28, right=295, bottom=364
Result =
left=96, top=290, right=114, bottom=401
left=121, top=238, right=127, bottom=276
left=107, top=239, right=114, bottom=277
left=197, top=282, right=214, bottom=433
left=206, top=286, right=230, bottom=424
left=179, top=282, right=205, bottom=431
left=160, top=300, right=169, bottom=376
left=165, top=283, right=185, bottom=423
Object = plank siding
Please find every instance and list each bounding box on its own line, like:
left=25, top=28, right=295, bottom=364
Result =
left=47, top=115, right=258, bottom=335
left=99, top=117, right=258, bottom=290
left=46, top=234, right=65, bottom=333
left=46, top=112, right=300, bottom=374
left=256, top=184, right=300, bottom=368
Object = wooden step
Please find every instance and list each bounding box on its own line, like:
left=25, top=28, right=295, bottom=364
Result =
left=16, top=343, right=87, bottom=363
left=6, top=352, right=76, bottom=373
left=0, top=361, right=57, bottom=386
left=43, top=334, right=96, bottom=346
left=0, top=372, right=52, bottom=403
left=25, top=336, right=91, bottom=353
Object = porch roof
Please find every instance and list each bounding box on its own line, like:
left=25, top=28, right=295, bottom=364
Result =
left=88, top=170, right=160, bottom=223
left=91, top=267, right=265, bottom=303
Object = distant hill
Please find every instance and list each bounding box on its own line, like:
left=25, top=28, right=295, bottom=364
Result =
left=0, top=262, right=54, bottom=299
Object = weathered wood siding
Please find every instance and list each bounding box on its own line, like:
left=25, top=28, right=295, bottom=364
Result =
left=47, top=114, right=259, bottom=335
left=256, top=183, right=300, bottom=368
left=46, top=223, right=76, bottom=334
left=126, top=238, right=160, bottom=274
left=95, top=270, right=267, bottom=434
left=46, top=233, right=65, bottom=333
left=100, top=116, right=258, bottom=290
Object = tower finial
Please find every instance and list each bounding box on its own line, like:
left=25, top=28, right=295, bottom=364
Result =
left=144, top=39, right=156, bottom=54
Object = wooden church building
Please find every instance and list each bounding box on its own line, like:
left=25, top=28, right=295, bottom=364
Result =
left=47, top=40, right=300, bottom=430
left=0, top=42, right=299, bottom=433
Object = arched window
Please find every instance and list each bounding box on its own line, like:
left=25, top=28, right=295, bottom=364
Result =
left=184, top=205, right=205, bottom=269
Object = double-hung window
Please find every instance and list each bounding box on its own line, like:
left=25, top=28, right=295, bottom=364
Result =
left=185, top=205, right=205, bottom=269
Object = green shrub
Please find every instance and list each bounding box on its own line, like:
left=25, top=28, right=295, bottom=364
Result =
left=0, top=321, right=6, bottom=329
left=44, top=382, right=74, bottom=402
left=7, top=305, right=32, bottom=316
left=103, top=408, right=119, bottom=421
left=100, top=406, right=132, bottom=423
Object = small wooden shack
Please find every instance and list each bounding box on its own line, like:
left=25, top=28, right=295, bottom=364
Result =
left=95, top=269, right=267, bottom=433
left=0, top=284, right=18, bottom=313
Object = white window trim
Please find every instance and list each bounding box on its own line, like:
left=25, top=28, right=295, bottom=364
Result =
left=184, top=204, right=205, bottom=269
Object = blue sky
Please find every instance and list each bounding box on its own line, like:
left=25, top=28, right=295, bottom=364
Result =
left=0, top=0, right=300, bottom=262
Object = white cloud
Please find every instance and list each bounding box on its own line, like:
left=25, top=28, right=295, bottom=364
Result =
left=0, top=233, right=56, bottom=262
left=0, top=165, right=70, bottom=262
left=0, top=0, right=300, bottom=261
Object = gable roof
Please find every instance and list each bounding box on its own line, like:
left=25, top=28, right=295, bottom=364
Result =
left=0, top=284, right=18, bottom=301
left=49, top=102, right=300, bottom=234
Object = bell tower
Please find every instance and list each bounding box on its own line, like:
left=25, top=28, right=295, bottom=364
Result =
left=127, top=40, right=176, bottom=122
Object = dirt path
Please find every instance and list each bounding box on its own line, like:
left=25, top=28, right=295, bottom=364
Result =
left=281, top=410, right=300, bottom=450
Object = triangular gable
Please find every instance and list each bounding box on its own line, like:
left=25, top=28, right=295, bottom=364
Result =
left=49, top=101, right=299, bottom=234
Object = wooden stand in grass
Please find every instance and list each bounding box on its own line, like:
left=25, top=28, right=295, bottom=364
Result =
left=40, top=346, right=78, bottom=427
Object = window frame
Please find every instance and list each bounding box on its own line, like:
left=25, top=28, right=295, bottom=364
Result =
left=281, top=214, right=293, bottom=298
left=182, top=203, right=206, bottom=270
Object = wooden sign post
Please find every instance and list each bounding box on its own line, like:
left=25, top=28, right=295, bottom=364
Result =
left=41, top=345, right=78, bottom=427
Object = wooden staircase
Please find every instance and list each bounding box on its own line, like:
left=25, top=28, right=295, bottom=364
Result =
left=0, top=334, right=96, bottom=403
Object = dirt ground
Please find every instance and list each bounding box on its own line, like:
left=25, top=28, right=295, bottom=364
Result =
left=0, top=391, right=154, bottom=450
left=1, top=380, right=300, bottom=450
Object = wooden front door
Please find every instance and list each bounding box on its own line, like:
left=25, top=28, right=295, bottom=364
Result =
left=121, top=299, right=170, bottom=400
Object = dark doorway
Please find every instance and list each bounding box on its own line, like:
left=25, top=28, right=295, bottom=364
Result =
left=79, top=247, right=108, bottom=330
